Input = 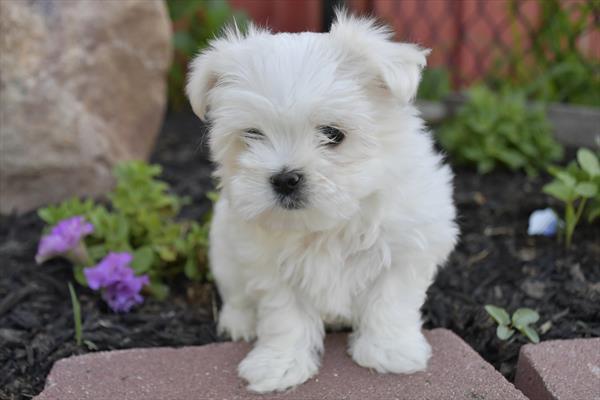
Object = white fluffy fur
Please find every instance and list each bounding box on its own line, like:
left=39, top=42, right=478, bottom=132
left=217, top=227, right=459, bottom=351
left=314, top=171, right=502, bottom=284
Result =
left=187, top=11, right=458, bottom=393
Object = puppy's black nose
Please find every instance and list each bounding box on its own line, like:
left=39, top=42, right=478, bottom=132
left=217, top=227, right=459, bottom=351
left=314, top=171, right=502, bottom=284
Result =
left=270, top=170, right=303, bottom=196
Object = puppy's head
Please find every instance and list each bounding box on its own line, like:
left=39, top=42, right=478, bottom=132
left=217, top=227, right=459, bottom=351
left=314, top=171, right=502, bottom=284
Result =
left=187, top=11, right=428, bottom=231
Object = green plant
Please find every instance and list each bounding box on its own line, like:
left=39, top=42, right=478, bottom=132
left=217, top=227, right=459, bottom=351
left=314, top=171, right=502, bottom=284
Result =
left=38, top=161, right=213, bottom=299
left=439, top=85, right=563, bottom=175
left=68, top=282, right=82, bottom=346
left=418, top=67, right=452, bottom=101
left=543, top=148, right=600, bottom=247
left=490, top=0, right=599, bottom=106
left=167, top=0, right=247, bottom=108
left=485, top=305, right=540, bottom=343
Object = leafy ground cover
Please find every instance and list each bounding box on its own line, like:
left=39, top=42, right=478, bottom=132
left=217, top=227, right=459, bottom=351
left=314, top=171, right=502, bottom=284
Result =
left=1, top=112, right=598, bottom=399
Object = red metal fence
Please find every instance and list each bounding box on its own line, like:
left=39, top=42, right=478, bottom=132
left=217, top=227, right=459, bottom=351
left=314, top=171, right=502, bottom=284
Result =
left=352, top=0, right=599, bottom=87
left=231, top=0, right=599, bottom=89
left=230, top=0, right=322, bottom=32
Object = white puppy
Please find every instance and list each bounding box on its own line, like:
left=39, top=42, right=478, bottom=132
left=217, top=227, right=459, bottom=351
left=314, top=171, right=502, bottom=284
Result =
left=186, top=10, right=457, bottom=393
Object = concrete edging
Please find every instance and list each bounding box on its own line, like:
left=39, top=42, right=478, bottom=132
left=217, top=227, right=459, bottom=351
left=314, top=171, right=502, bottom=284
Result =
left=35, top=329, right=526, bottom=400
left=418, top=97, right=600, bottom=149
left=514, top=337, right=600, bottom=400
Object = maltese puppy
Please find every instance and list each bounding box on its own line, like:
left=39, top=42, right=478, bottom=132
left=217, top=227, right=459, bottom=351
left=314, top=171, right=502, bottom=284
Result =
left=187, top=10, right=457, bottom=393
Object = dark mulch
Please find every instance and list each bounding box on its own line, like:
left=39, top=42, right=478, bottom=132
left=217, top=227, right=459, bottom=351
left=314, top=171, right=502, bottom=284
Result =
left=1, top=112, right=598, bottom=399
left=422, top=163, right=600, bottom=379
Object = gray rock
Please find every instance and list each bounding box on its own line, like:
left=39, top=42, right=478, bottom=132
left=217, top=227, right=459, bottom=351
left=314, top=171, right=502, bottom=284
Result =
left=0, top=0, right=172, bottom=214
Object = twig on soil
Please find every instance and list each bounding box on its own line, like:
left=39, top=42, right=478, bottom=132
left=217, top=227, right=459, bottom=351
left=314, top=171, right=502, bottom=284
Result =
left=467, top=249, right=490, bottom=266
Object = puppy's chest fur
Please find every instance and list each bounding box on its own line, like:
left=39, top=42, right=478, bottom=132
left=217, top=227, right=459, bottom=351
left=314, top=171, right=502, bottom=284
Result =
left=273, top=218, right=392, bottom=322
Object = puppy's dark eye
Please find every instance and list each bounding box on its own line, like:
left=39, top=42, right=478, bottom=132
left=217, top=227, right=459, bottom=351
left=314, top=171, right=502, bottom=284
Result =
left=319, top=126, right=345, bottom=146
left=243, top=128, right=264, bottom=139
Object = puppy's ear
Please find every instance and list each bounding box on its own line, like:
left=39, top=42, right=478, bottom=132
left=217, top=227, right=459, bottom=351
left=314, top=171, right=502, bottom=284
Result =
left=330, top=9, right=430, bottom=104
left=186, top=23, right=263, bottom=120
left=186, top=50, right=218, bottom=120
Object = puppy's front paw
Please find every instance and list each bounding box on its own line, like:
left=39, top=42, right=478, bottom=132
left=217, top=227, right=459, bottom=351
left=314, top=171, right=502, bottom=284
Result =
left=349, top=332, right=431, bottom=374
left=238, top=346, right=319, bottom=393
left=218, top=304, right=256, bottom=342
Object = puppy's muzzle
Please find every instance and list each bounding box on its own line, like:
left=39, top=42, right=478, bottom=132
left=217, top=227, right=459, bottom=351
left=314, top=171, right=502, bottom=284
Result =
left=270, top=169, right=305, bottom=209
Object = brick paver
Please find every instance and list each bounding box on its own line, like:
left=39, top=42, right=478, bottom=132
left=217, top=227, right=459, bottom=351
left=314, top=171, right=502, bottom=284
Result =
left=35, top=329, right=526, bottom=400
left=515, top=337, right=600, bottom=400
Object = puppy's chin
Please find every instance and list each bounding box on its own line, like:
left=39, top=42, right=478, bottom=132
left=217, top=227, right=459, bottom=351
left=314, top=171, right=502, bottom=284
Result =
left=231, top=195, right=360, bottom=232
left=255, top=207, right=343, bottom=232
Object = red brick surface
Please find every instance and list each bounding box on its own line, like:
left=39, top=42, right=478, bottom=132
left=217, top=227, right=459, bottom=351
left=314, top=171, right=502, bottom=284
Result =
left=35, top=329, right=526, bottom=400
left=515, top=337, right=600, bottom=400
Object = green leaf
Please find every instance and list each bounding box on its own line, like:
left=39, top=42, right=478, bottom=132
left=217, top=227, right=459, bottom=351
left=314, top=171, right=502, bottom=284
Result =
left=83, top=340, right=98, bottom=350
left=485, top=305, right=511, bottom=325
left=87, top=244, right=107, bottom=263
left=157, top=246, right=177, bottom=262
left=37, top=198, right=98, bottom=226
left=131, top=246, right=155, bottom=274
left=547, top=165, right=563, bottom=177
left=418, top=67, right=451, bottom=101
left=206, top=191, right=219, bottom=203
left=496, top=149, right=527, bottom=170
left=74, top=266, right=88, bottom=286
left=477, top=159, right=495, bottom=174
left=555, top=171, right=577, bottom=187
left=574, top=182, right=598, bottom=198
left=577, top=148, right=600, bottom=177
left=37, top=208, right=54, bottom=224
left=588, top=202, right=600, bottom=222
left=184, top=255, right=200, bottom=280
left=543, top=181, right=573, bottom=202
left=168, top=0, right=204, bottom=19
left=173, top=31, right=197, bottom=53
left=147, top=281, right=169, bottom=300
left=521, top=325, right=540, bottom=343
left=512, top=308, right=540, bottom=329
left=496, top=325, right=515, bottom=340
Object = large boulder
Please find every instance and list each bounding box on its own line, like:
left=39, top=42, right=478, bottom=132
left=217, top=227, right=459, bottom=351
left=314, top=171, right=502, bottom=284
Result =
left=0, top=0, right=172, bottom=214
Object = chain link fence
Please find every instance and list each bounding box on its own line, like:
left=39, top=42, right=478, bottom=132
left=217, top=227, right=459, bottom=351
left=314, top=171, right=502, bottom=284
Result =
left=349, top=0, right=598, bottom=98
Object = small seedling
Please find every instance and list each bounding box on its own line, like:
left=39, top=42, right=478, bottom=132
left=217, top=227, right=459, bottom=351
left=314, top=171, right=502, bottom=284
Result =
left=485, top=305, right=540, bottom=343
left=543, top=148, right=599, bottom=248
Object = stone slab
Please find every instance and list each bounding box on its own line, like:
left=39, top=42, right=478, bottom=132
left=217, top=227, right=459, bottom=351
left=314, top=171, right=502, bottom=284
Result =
left=35, top=329, right=526, bottom=400
left=515, top=337, right=600, bottom=400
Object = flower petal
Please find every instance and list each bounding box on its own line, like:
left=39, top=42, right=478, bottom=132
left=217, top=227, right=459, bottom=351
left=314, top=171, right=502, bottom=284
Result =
left=85, top=251, right=148, bottom=313
left=36, top=216, right=94, bottom=264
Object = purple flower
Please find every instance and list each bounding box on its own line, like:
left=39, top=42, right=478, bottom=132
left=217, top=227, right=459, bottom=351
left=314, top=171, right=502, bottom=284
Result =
left=84, top=252, right=149, bottom=312
left=84, top=252, right=133, bottom=290
left=36, top=216, right=94, bottom=264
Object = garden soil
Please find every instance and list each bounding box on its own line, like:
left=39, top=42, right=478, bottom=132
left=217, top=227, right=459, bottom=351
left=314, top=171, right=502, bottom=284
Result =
left=1, top=112, right=598, bottom=399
